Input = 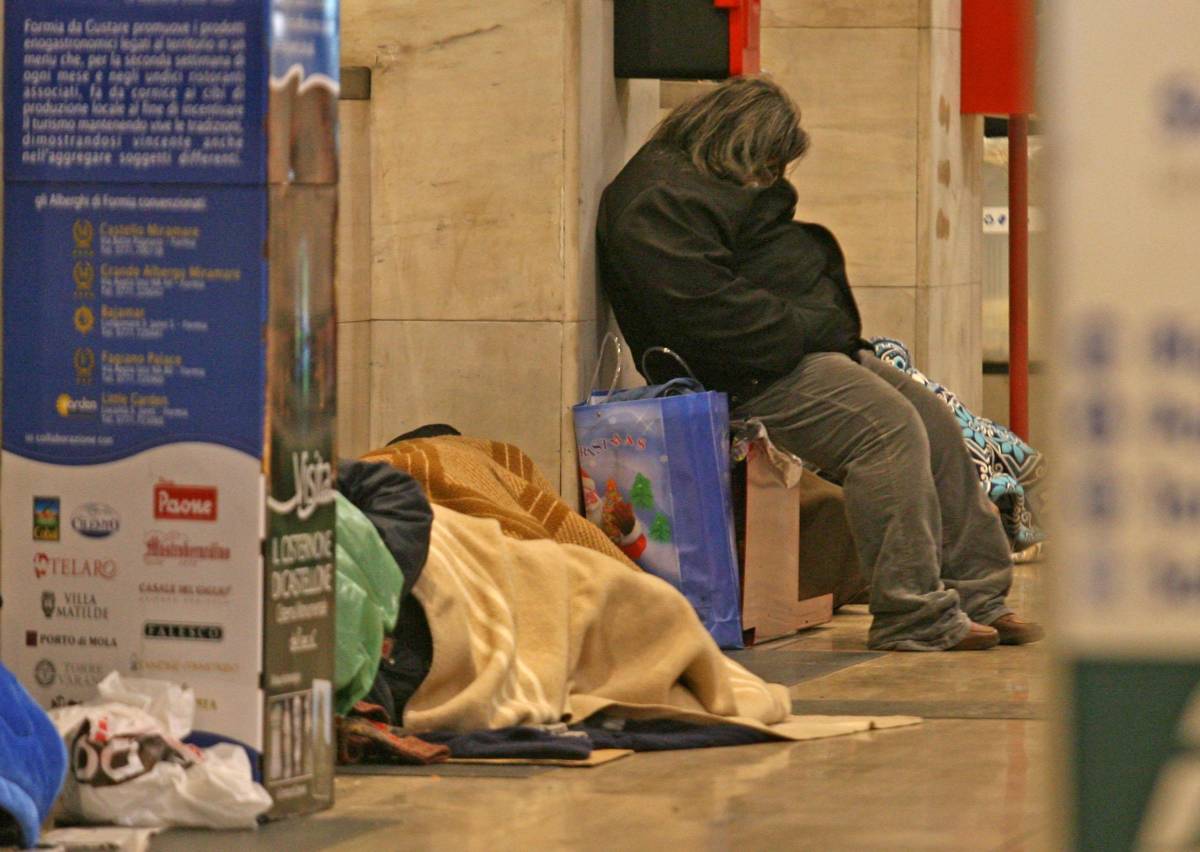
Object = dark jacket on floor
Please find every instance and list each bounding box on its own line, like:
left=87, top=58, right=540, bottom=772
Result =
left=338, top=460, right=436, bottom=723
left=337, top=460, right=433, bottom=601
left=597, top=141, right=865, bottom=398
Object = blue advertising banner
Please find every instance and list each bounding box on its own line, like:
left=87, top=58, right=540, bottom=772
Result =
left=1, top=0, right=338, bottom=819
left=4, top=0, right=268, bottom=184
left=2, top=182, right=266, bottom=463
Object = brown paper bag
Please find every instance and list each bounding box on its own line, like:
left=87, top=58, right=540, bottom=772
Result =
left=735, top=448, right=867, bottom=645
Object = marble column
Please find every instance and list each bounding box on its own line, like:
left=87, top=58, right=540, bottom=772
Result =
left=335, top=93, right=373, bottom=460
left=762, top=0, right=984, bottom=409
left=338, top=1, right=658, bottom=492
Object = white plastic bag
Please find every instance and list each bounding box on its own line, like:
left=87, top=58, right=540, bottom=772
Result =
left=96, top=671, right=194, bottom=740
left=49, top=672, right=272, bottom=830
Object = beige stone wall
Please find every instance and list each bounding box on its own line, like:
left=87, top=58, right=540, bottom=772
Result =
left=335, top=96, right=373, bottom=461
left=336, top=1, right=657, bottom=493
left=335, top=0, right=985, bottom=489
left=763, top=0, right=984, bottom=408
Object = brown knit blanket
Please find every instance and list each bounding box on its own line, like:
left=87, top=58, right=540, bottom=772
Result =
left=362, top=436, right=637, bottom=569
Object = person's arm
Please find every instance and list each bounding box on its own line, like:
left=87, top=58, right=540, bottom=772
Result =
left=605, top=184, right=856, bottom=375
left=792, top=273, right=864, bottom=355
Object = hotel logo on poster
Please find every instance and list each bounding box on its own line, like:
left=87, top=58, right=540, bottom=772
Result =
left=73, top=260, right=94, bottom=298
left=73, top=347, right=95, bottom=385
left=72, top=220, right=93, bottom=254
left=153, top=483, right=218, bottom=522
left=55, top=394, right=98, bottom=418
left=74, top=305, right=94, bottom=335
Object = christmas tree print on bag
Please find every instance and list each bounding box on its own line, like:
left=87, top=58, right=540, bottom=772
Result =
left=630, top=474, right=655, bottom=509
left=650, top=512, right=672, bottom=543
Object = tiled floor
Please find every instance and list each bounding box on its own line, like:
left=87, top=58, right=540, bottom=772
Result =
left=155, top=564, right=1049, bottom=851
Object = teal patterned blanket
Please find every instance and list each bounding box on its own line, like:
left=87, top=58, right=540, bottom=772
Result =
left=871, top=338, right=1047, bottom=552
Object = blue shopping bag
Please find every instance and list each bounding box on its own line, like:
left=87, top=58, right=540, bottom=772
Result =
left=573, top=341, right=743, bottom=649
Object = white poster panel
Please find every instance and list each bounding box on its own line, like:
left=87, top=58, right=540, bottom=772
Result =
left=1049, top=1, right=1200, bottom=653
left=1048, top=3, right=1200, bottom=849
left=0, top=445, right=264, bottom=747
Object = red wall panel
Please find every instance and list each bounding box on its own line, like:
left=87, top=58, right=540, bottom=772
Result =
left=961, top=0, right=1035, bottom=115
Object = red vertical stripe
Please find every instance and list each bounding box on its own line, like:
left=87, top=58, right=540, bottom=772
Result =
left=715, top=0, right=761, bottom=76
left=1008, top=115, right=1030, bottom=440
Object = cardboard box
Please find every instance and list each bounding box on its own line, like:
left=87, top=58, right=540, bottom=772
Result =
left=738, top=446, right=834, bottom=645
left=1, top=0, right=339, bottom=817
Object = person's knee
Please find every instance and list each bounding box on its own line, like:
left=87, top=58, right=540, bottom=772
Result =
left=903, top=384, right=963, bottom=438
left=864, top=395, right=929, bottom=458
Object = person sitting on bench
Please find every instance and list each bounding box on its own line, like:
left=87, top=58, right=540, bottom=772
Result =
left=596, top=76, right=1043, bottom=651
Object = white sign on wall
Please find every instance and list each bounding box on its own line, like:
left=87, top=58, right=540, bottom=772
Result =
left=981, top=205, right=1045, bottom=233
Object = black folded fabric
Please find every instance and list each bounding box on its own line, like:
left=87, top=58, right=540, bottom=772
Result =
left=369, top=595, right=434, bottom=725
left=388, top=423, right=462, bottom=444
left=339, top=459, right=437, bottom=726
left=578, top=717, right=774, bottom=752
left=415, top=718, right=775, bottom=761
left=419, top=727, right=594, bottom=761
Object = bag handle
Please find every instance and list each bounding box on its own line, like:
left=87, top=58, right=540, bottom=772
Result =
left=584, top=332, right=624, bottom=404
left=640, top=346, right=699, bottom=386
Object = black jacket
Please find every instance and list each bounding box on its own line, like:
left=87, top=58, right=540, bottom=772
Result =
left=597, top=141, right=864, bottom=397
left=338, top=459, right=435, bottom=723
left=337, top=460, right=433, bottom=602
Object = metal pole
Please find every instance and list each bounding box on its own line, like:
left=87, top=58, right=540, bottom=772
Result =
left=1008, top=113, right=1030, bottom=440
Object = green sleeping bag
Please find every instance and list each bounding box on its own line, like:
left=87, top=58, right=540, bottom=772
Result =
left=334, top=491, right=404, bottom=715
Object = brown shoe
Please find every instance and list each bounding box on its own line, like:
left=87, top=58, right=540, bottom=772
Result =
left=991, top=614, right=1045, bottom=646
left=947, top=621, right=999, bottom=651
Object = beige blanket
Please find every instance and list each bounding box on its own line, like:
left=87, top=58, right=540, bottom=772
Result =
left=403, top=506, right=918, bottom=741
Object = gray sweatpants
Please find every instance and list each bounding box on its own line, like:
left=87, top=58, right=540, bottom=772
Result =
left=733, top=351, right=1013, bottom=650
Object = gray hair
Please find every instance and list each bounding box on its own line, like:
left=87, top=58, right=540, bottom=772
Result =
left=651, top=76, right=810, bottom=186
